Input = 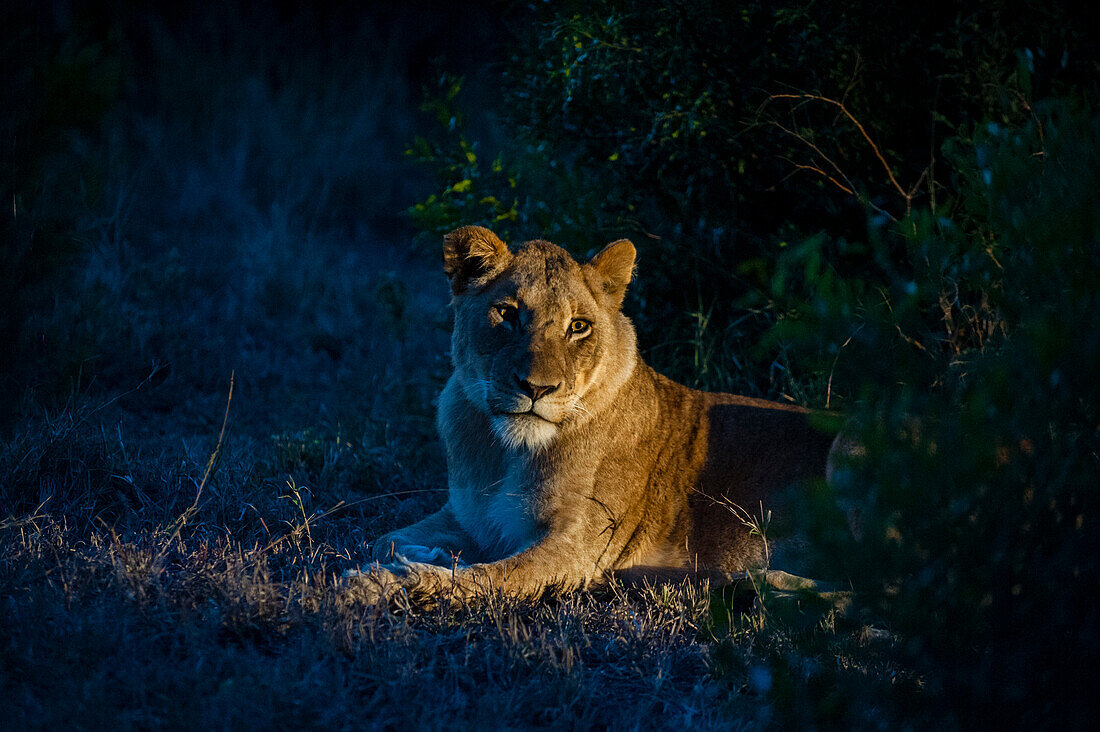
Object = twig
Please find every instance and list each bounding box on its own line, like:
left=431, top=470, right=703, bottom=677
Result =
left=783, top=160, right=856, bottom=196
left=769, top=119, right=899, bottom=223
left=765, top=93, right=935, bottom=220
left=769, top=93, right=908, bottom=199
left=572, top=28, right=642, bottom=53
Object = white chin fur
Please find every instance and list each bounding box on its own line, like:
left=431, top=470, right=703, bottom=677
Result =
left=490, top=414, right=559, bottom=451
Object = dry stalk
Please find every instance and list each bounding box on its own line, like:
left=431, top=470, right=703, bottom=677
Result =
left=152, top=371, right=235, bottom=574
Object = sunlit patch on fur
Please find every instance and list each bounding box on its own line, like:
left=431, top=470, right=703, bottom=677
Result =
left=491, top=414, right=560, bottom=451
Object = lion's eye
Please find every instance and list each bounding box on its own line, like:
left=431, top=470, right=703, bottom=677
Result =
left=495, top=304, right=519, bottom=324
left=569, top=319, right=591, bottom=336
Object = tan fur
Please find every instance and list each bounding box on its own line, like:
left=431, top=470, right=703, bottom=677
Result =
left=353, top=226, right=835, bottom=605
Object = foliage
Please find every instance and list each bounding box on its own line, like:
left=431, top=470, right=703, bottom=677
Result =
left=406, top=73, right=522, bottom=239
left=796, top=102, right=1100, bottom=726
left=406, top=71, right=616, bottom=260
left=410, top=0, right=1094, bottom=397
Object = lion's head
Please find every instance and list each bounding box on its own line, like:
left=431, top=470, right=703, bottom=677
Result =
left=443, top=226, right=638, bottom=451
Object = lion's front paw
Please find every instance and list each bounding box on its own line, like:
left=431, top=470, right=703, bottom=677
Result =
left=342, top=562, right=406, bottom=605
left=371, top=533, right=465, bottom=567
left=384, top=556, right=449, bottom=581
left=343, top=559, right=454, bottom=607
left=393, top=544, right=466, bottom=567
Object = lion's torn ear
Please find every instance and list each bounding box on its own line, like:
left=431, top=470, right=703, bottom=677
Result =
left=586, top=238, right=636, bottom=309
left=443, top=226, right=512, bottom=294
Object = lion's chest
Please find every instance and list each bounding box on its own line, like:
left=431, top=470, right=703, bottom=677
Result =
left=450, top=460, right=541, bottom=558
left=439, top=373, right=546, bottom=558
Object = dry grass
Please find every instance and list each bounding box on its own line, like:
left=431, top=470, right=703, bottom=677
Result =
left=0, top=329, right=917, bottom=728
left=1, top=361, right=919, bottom=728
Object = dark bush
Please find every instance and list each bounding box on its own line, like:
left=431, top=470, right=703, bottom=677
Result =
left=412, top=0, right=1094, bottom=395
left=794, top=102, right=1099, bottom=726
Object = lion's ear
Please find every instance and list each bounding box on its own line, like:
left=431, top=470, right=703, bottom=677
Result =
left=443, top=226, right=512, bottom=294
left=586, top=238, right=636, bottom=309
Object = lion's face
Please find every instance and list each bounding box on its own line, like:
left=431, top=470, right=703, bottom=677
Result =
left=443, top=227, right=637, bottom=451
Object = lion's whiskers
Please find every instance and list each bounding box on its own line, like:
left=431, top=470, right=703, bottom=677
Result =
left=572, top=396, right=593, bottom=418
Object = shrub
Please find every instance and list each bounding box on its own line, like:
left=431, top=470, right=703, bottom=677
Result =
left=411, top=0, right=1093, bottom=398
left=800, top=102, right=1099, bottom=726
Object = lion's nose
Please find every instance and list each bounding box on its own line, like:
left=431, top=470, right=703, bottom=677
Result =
left=514, top=374, right=560, bottom=402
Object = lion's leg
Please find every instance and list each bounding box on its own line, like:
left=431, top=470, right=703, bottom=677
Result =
left=370, top=503, right=478, bottom=566
left=368, top=491, right=646, bottom=606
left=390, top=528, right=613, bottom=605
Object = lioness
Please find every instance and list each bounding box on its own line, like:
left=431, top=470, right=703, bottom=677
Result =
left=352, top=226, right=835, bottom=604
